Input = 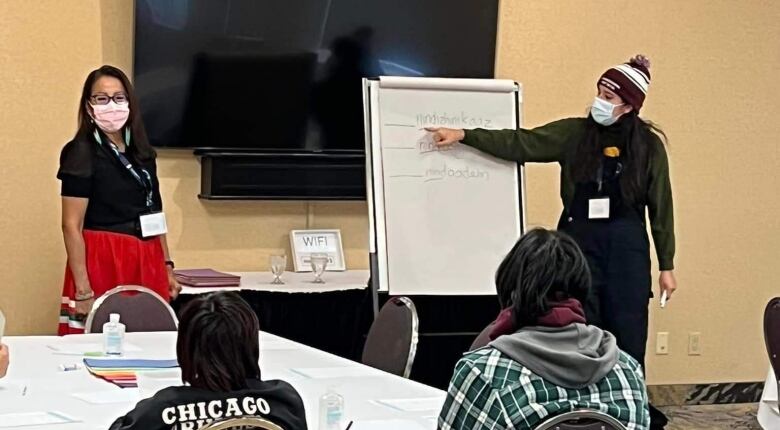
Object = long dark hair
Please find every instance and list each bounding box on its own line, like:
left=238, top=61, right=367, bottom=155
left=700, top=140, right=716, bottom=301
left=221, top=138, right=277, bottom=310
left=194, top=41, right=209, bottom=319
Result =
left=571, top=112, right=667, bottom=205
left=495, top=228, right=591, bottom=327
left=76, top=65, right=156, bottom=161
left=177, top=292, right=261, bottom=391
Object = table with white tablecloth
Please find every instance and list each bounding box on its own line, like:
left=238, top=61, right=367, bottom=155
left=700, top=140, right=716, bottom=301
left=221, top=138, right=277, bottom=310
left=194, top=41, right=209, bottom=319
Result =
left=176, top=270, right=500, bottom=391
left=179, top=270, right=371, bottom=295
left=0, top=332, right=444, bottom=429
left=174, top=270, right=373, bottom=362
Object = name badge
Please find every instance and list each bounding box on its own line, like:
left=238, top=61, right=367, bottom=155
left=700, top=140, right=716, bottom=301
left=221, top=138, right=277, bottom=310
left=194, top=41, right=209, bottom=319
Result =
left=139, top=212, right=168, bottom=237
left=588, top=198, right=610, bottom=219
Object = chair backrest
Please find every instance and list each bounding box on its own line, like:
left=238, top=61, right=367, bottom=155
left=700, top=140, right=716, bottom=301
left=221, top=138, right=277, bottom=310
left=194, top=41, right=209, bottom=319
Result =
left=764, top=297, right=780, bottom=392
left=85, top=285, right=178, bottom=333
left=199, top=416, right=284, bottom=430
left=361, top=296, right=419, bottom=378
left=534, top=410, right=628, bottom=430
left=469, top=321, right=496, bottom=351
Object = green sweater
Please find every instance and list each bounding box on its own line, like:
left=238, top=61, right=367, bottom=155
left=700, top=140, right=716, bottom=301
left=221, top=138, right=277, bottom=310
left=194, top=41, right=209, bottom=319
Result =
left=462, top=117, right=675, bottom=271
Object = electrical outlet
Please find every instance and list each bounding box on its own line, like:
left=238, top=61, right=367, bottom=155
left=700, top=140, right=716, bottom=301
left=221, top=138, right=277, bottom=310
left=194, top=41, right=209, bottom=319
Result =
left=656, top=332, right=669, bottom=355
left=689, top=332, right=702, bottom=355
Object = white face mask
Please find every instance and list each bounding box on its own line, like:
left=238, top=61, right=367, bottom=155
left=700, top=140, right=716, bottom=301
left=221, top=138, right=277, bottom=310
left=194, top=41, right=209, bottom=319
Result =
left=590, top=97, right=624, bottom=126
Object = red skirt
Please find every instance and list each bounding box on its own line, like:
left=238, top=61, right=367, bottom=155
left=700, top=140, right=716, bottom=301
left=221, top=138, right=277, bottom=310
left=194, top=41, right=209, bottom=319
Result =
left=59, top=229, right=170, bottom=335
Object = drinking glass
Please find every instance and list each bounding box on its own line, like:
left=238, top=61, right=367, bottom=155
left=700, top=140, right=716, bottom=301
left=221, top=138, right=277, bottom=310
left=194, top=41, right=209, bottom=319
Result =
left=270, top=254, right=287, bottom=285
left=310, top=253, right=329, bottom=284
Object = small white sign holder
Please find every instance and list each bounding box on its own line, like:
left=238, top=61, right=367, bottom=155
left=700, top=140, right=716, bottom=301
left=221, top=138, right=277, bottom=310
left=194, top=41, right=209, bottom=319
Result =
left=289, top=229, right=346, bottom=272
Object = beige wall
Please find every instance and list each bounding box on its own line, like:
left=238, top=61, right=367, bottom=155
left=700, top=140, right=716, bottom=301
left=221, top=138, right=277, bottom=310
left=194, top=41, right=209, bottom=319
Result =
left=0, top=0, right=368, bottom=336
left=497, top=1, right=780, bottom=384
left=0, top=1, right=104, bottom=335
left=1, top=0, right=778, bottom=385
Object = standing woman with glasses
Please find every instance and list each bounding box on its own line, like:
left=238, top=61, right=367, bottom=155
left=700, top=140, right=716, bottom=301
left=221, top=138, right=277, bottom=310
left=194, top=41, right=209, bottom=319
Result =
left=428, top=55, right=675, bottom=428
left=57, top=65, right=181, bottom=335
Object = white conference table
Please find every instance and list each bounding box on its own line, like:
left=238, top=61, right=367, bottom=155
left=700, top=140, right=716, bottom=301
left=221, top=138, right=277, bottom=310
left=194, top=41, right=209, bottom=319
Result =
left=179, top=270, right=371, bottom=295
left=0, top=331, right=444, bottom=429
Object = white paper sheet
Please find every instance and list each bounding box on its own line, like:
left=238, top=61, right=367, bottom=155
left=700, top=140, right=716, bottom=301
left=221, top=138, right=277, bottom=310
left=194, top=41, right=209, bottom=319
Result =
left=0, top=411, right=79, bottom=428
left=0, top=381, right=27, bottom=397
left=378, top=76, right=516, bottom=93
left=72, top=389, right=140, bottom=404
left=46, top=342, right=142, bottom=356
left=289, top=367, right=381, bottom=379
left=373, top=397, right=445, bottom=412
left=370, top=78, right=522, bottom=295
left=261, top=342, right=297, bottom=351
left=350, top=419, right=432, bottom=430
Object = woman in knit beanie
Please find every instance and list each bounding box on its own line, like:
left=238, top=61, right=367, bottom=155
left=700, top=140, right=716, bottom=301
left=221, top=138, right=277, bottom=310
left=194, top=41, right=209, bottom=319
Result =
left=429, top=55, right=675, bottom=429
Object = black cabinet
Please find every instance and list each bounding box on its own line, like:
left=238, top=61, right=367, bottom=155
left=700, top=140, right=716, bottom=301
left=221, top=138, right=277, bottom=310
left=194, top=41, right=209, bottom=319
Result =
left=197, top=151, right=367, bottom=200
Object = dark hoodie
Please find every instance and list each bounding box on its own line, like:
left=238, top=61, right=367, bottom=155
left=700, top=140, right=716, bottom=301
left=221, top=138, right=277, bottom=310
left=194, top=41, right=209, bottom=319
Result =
left=109, top=379, right=307, bottom=430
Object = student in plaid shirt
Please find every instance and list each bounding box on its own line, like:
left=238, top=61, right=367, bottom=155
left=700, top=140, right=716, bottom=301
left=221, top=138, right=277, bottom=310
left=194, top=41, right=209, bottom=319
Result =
left=439, top=229, right=649, bottom=429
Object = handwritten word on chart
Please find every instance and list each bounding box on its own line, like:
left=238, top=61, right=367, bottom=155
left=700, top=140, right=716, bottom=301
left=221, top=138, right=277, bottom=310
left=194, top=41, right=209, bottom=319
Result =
left=424, top=163, right=489, bottom=182
left=390, top=163, right=489, bottom=183
left=416, top=111, right=493, bottom=128
left=384, top=134, right=454, bottom=155
left=418, top=136, right=443, bottom=154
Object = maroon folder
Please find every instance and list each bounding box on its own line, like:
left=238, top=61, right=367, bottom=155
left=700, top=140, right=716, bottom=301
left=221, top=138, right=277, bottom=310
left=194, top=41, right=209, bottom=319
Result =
left=174, top=269, right=241, bottom=287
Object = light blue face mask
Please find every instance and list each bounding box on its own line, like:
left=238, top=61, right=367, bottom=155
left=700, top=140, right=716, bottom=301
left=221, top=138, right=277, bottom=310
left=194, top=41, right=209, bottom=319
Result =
left=590, top=97, right=624, bottom=126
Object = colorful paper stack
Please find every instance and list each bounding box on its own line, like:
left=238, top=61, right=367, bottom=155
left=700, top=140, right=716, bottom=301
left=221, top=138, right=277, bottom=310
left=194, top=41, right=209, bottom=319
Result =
left=173, top=269, right=241, bottom=288
left=83, top=358, right=179, bottom=388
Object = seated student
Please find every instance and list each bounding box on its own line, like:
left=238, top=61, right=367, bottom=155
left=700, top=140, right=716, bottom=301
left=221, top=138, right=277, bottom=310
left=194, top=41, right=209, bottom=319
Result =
left=110, top=292, right=307, bottom=430
left=438, top=228, right=649, bottom=430
left=0, top=344, right=8, bottom=378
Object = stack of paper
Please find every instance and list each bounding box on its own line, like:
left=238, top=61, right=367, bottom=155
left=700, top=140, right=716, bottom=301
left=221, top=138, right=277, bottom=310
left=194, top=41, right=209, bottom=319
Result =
left=174, top=269, right=241, bottom=287
left=0, top=411, right=79, bottom=428
left=84, top=358, right=179, bottom=388
left=289, top=366, right=382, bottom=379
left=373, top=397, right=445, bottom=412
left=47, top=342, right=141, bottom=356
left=348, top=420, right=431, bottom=430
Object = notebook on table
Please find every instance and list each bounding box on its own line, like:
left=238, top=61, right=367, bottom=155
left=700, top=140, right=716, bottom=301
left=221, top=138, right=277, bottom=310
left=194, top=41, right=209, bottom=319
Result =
left=84, top=358, right=179, bottom=388
left=173, top=269, right=241, bottom=287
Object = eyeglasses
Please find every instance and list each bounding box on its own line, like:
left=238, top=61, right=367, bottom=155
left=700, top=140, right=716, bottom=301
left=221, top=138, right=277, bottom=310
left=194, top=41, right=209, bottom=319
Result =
left=90, top=92, right=128, bottom=105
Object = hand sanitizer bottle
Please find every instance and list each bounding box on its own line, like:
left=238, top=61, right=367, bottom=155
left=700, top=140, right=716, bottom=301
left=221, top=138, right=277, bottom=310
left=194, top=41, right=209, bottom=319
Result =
left=318, top=387, right=344, bottom=430
left=103, top=313, right=125, bottom=356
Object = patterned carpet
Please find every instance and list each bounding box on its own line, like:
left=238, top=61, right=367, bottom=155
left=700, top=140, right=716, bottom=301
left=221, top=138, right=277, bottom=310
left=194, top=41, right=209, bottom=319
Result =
left=659, top=403, right=760, bottom=429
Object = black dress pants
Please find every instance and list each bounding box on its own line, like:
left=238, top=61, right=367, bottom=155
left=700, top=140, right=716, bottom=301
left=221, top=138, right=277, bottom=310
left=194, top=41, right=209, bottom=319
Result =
left=561, top=215, right=668, bottom=428
left=561, top=216, right=651, bottom=368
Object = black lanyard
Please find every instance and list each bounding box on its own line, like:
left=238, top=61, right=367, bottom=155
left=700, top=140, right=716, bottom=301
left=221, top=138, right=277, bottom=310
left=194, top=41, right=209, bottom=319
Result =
left=93, top=129, right=154, bottom=209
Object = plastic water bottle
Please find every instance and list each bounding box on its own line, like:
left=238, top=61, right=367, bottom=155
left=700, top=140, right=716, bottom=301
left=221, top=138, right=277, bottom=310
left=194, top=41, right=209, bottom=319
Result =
left=318, top=387, right=344, bottom=430
left=103, top=313, right=125, bottom=356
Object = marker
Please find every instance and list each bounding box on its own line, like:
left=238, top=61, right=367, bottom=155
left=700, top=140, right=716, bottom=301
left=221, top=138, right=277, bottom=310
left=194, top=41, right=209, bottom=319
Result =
left=660, top=291, right=668, bottom=308
left=59, top=363, right=82, bottom=372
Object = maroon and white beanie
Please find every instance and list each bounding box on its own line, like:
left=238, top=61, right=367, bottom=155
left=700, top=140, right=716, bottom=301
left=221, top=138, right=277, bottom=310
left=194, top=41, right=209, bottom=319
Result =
left=598, top=55, right=651, bottom=112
